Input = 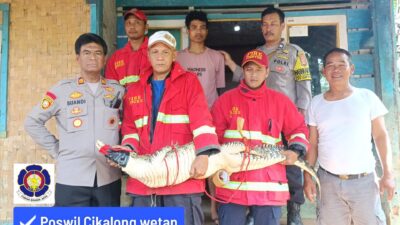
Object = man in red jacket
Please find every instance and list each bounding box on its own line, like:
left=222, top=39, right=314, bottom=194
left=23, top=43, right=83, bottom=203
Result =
left=105, top=8, right=152, bottom=89
left=211, top=49, right=309, bottom=225
left=121, top=31, right=220, bottom=225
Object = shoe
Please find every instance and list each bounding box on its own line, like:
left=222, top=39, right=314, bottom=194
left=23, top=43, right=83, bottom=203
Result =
left=287, top=201, right=303, bottom=225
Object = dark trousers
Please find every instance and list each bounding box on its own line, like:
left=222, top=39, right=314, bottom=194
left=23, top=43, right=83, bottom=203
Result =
left=281, top=132, right=305, bottom=204
left=130, top=193, right=203, bottom=225
left=286, top=165, right=305, bottom=204
left=55, top=179, right=121, bottom=206
left=218, top=203, right=281, bottom=225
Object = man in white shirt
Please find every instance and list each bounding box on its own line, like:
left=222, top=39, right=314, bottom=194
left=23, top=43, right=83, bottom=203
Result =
left=304, top=48, right=395, bottom=225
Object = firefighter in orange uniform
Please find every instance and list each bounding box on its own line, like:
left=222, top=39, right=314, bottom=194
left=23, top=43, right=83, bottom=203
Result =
left=211, top=49, right=309, bottom=225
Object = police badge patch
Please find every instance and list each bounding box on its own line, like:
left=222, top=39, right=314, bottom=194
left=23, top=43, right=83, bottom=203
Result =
left=73, top=118, right=83, bottom=128
left=41, top=92, right=56, bottom=110
left=294, top=52, right=311, bottom=81
left=108, top=116, right=118, bottom=129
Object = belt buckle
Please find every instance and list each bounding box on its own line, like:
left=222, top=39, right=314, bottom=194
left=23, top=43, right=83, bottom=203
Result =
left=339, top=174, right=349, bottom=180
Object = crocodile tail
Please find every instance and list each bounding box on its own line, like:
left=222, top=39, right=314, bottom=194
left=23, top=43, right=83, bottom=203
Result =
left=294, top=159, right=321, bottom=195
left=212, top=170, right=231, bottom=187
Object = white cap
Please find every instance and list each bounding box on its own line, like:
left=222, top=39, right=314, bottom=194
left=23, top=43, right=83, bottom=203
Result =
left=148, top=31, right=176, bottom=49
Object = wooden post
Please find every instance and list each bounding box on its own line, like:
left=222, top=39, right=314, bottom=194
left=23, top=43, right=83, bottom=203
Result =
left=371, top=0, right=400, bottom=224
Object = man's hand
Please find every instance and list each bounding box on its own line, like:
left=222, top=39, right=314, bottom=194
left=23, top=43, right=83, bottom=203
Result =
left=102, top=145, right=133, bottom=168
left=304, top=174, right=317, bottom=203
left=281, top=150, right=299, bottom=165
left=298, top=108, right=306, bottom=117
left=107, top=159, right=120, bottom=168
left=190, top=155, right=209, bottom=178
left=219, top=50, right=237, bottom=72
left=379, top=173, right=396, bottom=200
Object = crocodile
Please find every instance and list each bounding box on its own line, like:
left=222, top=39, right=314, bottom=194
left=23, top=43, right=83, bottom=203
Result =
left=96, top=141, right=320, bottom=192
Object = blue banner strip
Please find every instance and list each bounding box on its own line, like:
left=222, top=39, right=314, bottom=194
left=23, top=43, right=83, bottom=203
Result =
left=14, top=207, right=184, bottom=225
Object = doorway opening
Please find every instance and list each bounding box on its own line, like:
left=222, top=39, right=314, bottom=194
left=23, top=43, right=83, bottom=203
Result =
left=204, top=15, right=346, bottom=95
left=206, top=20, right=264, bottom=91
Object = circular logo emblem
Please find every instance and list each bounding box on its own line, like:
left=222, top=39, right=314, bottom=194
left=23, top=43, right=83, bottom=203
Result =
left=108, top=116, right=117, bottom=127
left=17, top=165, right=51, bottom=200
left=41, top=96, right=53, bottom=110
left=42, top=100, right=50, bottom=108
left=73, top=118, right=82, bottom=128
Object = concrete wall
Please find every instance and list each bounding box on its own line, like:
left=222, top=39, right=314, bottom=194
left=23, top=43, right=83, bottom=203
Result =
left=0, top=0, right=90, bottom=222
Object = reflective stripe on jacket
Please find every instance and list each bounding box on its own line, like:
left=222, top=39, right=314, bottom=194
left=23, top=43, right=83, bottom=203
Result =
left=121, top=62, right=220, bottom=195
left=211, top=80, right=309, bottom=206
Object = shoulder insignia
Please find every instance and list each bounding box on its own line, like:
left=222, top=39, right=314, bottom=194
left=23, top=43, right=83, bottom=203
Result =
left=69, top=91, right=83, bottom=99
left=294, top=52, right=311, bottom=81
left=41, top=91, right=56, bottom=110
left=77, top=77, right=85, bottom=85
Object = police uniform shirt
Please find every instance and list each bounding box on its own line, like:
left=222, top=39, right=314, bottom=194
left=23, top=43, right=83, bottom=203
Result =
left=25, top=77, right=125, bottom=187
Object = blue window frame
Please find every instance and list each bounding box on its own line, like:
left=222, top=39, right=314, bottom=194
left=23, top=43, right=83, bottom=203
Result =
left=87, top=0, right=103, bottom=35
left=0, top=3, right=10, bottom=138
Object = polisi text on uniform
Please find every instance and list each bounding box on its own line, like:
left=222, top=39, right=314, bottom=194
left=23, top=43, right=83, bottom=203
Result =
left=67, top=99, right=86, bottom=106
left=273, top=59, right=289, bottom=66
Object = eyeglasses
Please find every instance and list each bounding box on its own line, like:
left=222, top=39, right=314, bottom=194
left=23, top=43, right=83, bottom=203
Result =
left=80, top=50, right=104, bottom=58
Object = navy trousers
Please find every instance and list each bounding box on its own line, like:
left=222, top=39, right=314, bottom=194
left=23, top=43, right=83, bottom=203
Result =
left=218, top=203, right=281, bottom=225
left=55, top=179, right=121, bottom=206
left=130, top=193, right=204, bottom=225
